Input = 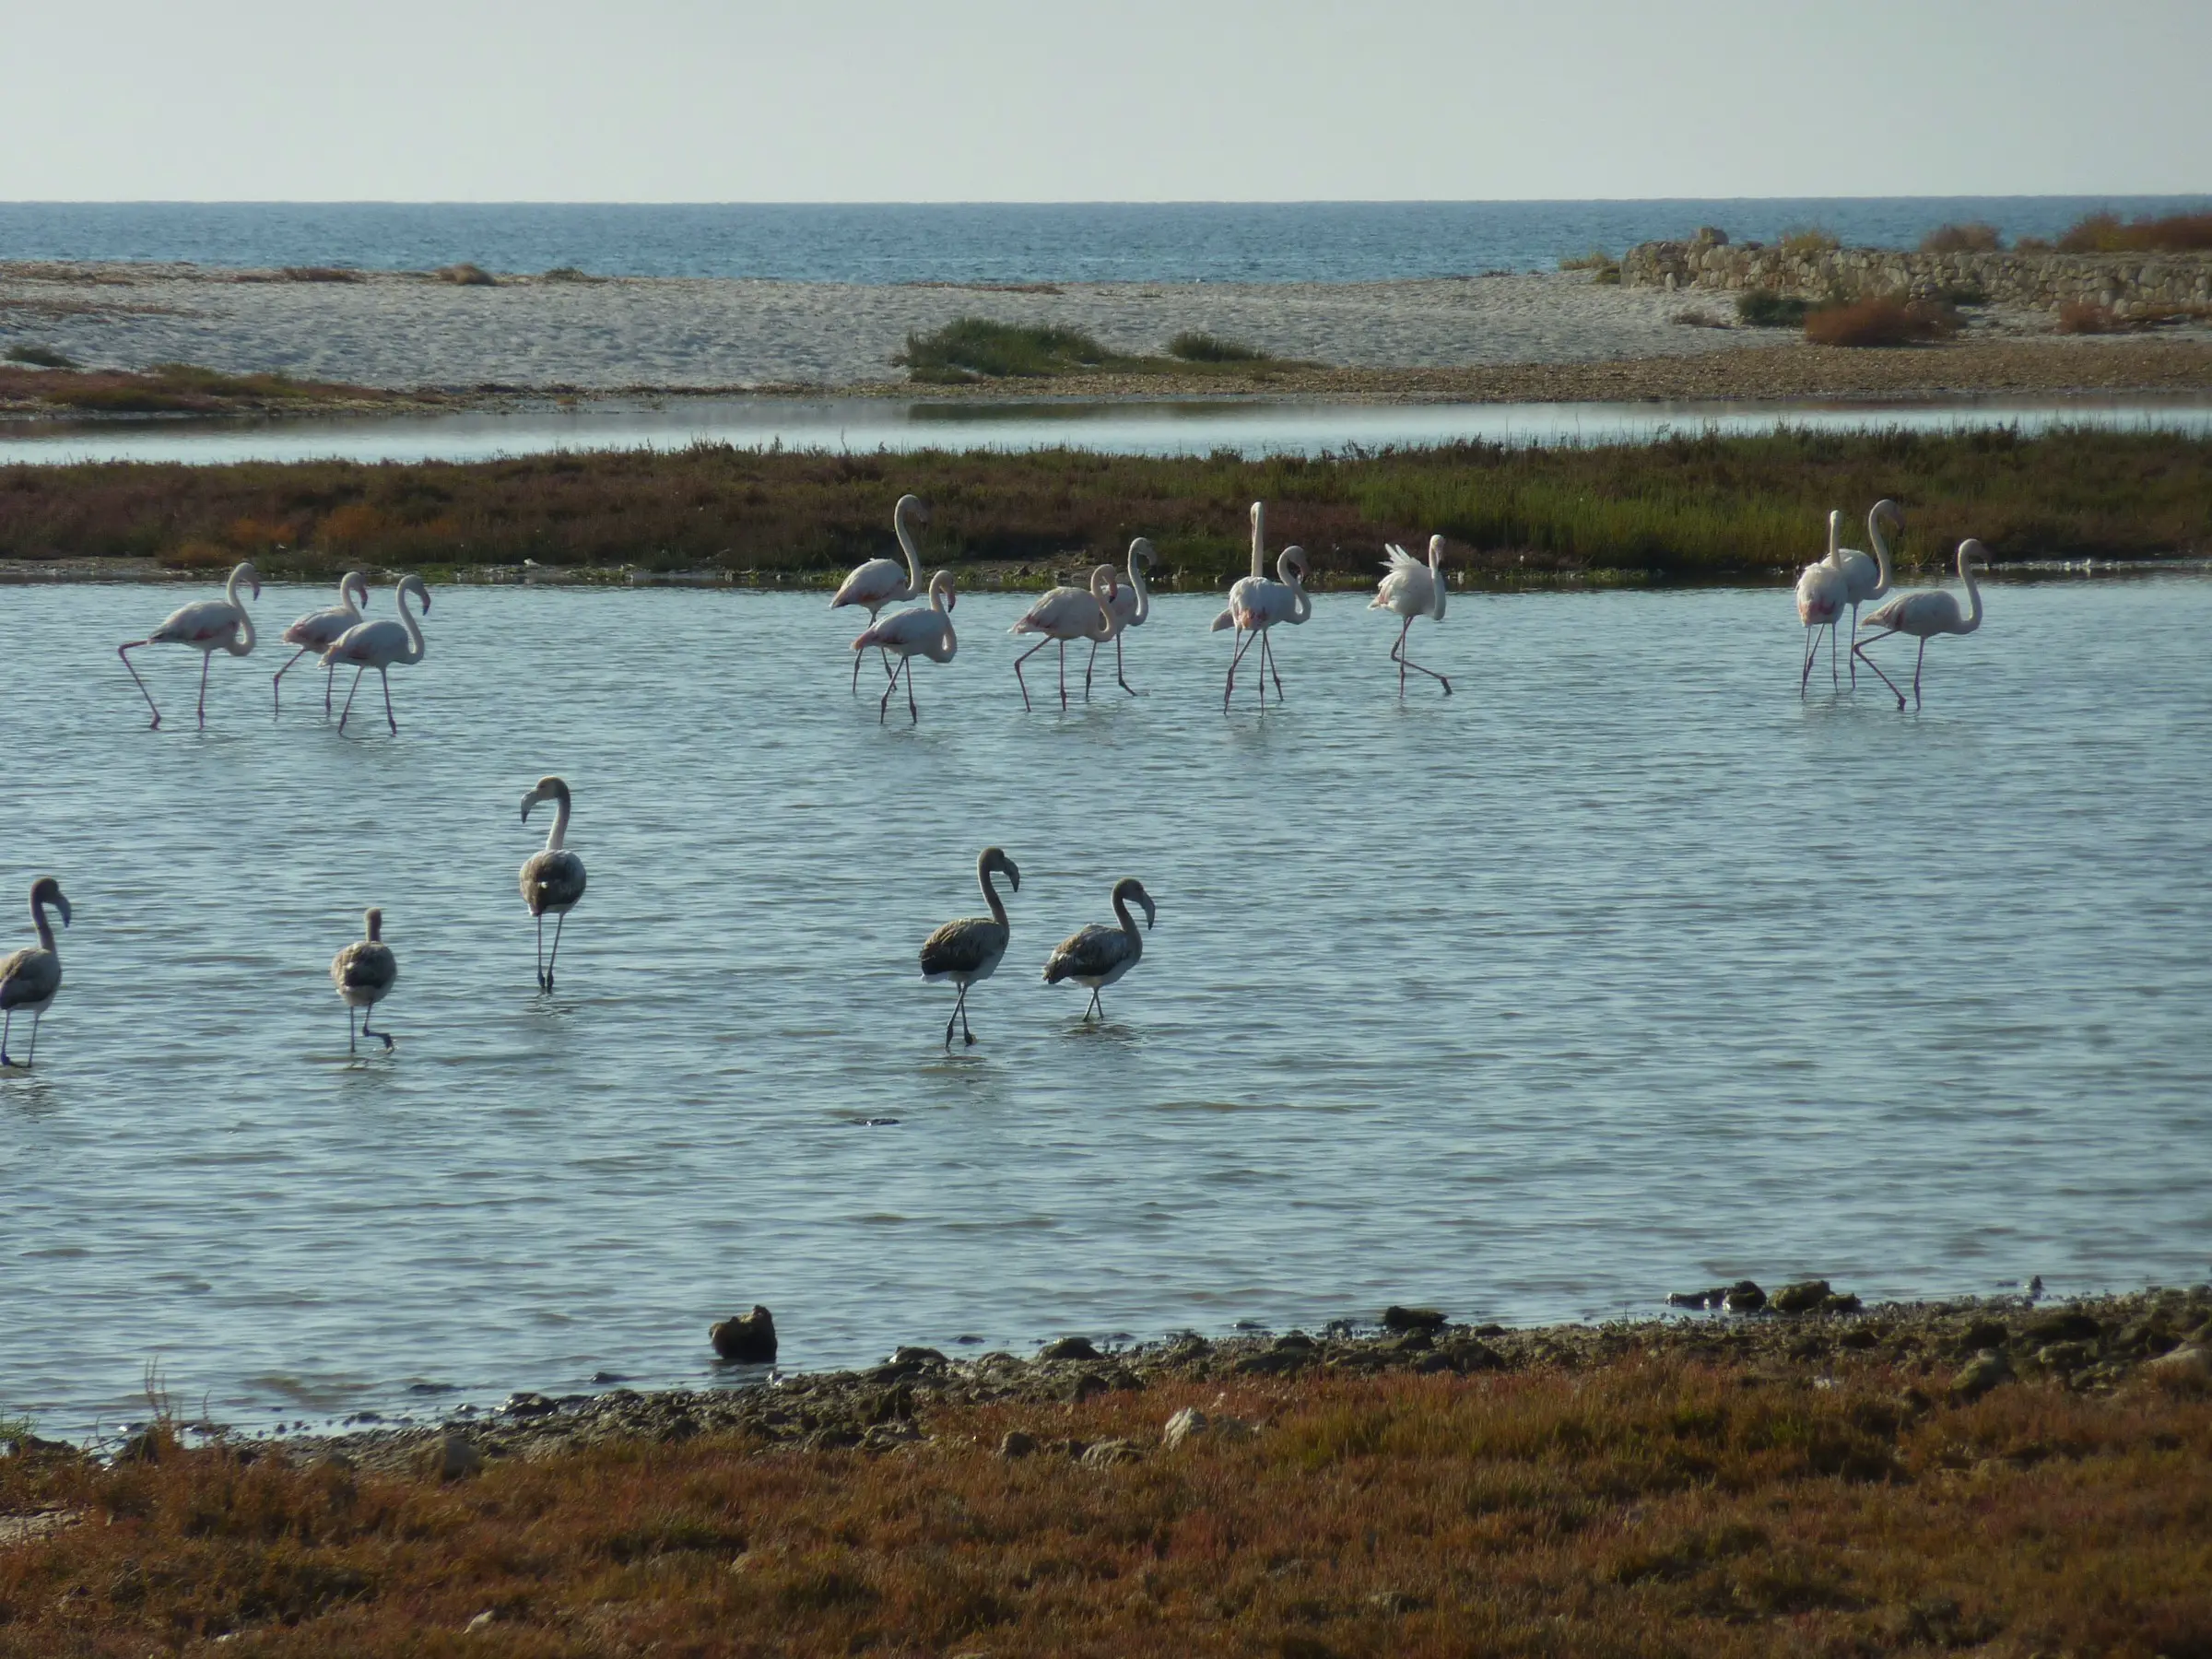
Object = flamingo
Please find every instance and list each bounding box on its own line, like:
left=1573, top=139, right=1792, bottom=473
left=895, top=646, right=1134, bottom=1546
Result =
left=831, top=494, right=929, bottom=691
left=1087, top=537, right=1155, bottom=698
left=851, top=570, right=957, bottom=724
left=0, top=877, right=71, bottom=1069
left=1010, top=564, right=1118, bottom=711
left=331, top=906, right=398, bottom=1053
left=519, top=775, right=587, bottom=992
left=920, top=846, right=1018, bottom=1048
left=1795, top=512, right=1848, bottom=696
left=118, top=560, right=261, bottom=729
left=1835, top=499, right=1901, bottom=685
left=272, top=571, right=371, bottom=715
left=1210, top=502, right=1310, bottom=710
left=1371, top=534, right=1452, bottom=696
left=322, top=574, right=431, bottom=734
left=1853, top=538, right=1986, bottom=710
left=1042, top=877, right=1156, bottom=1022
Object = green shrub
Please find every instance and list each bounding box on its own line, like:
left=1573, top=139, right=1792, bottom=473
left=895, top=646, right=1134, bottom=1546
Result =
left=1167, top=332, right=1265, bottom=362
left=1735, top=291, right=1811, bottom=328
left=892, top=318, right=1114, bottom=381
left=5, top=342, right=77, bottom=368
left=281, top=266, right=363, bottom=283
left=542, top=266, right=603, bottom=283
left=1558, top=250, right=1616, bottom=271
left=1778, top=227, right=1841, bottom=257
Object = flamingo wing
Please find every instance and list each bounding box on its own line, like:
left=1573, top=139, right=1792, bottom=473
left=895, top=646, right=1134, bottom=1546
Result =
left=0, top=947, right=59, bottom=1009
left=832, top=558, right=906, bottom=610
left=1043, top=924, right=1130, bottom=985
left=921, top=918, right=1007, bottom=981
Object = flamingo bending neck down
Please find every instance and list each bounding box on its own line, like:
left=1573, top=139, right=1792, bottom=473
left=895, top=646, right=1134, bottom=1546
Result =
left=1010, top=564, right=1118, bottom=711
left=1211, top=502, right=1310, bottom=710
left=1795, top=512, right=1848, bottom=696
left=920, top=846, right=1018, bottom=1048
left=830, top=494, right=928, bottom=691
left=331, top=906, right=398, bottom=1053
left=852, top=570, right=957, bottom=724
left=520, top=775, right=588, bottom=992
left=1835, top=499, right=1901, bottom=685
left=118, top=560, right=261, bottom=729
left=0, top=877, right=72, bottom=1068
left=273, top=571, right=371, bottom=715
left=323, top=574, right=431, bottom=734
left=1043, top=877, right=1156, bottom=1022
left=1371, top=534, right=1452, bottom=696
left=1088, top=537, right=1155, bottom=698
left=1853, top=538, right=1986, bottom=709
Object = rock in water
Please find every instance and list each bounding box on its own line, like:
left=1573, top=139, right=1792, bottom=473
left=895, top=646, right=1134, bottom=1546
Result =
left=1723, top=1280, right=1767, bottom=1313
left=710, top=1306, right=778, bottom=1364
left=1383, top=1305, right=1447, bottom=1332
left=1038, top=1335, right=1101, bottom=1361
left=1772, top=1279, right=1833, bottom=1314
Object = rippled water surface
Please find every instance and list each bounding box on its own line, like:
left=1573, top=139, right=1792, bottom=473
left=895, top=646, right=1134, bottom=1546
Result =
left=4, top=579, right=2209, bottom=1433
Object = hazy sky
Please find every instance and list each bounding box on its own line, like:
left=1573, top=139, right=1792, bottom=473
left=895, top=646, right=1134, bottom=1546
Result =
left=6, top=0, right=2206, bottom=201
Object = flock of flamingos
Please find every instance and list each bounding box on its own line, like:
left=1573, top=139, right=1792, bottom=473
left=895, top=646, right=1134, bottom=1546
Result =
left=0, top=493, right=1989, bottom=1068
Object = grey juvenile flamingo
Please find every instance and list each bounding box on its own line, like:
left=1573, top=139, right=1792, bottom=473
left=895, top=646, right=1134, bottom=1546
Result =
left=0, top=877, right=72, bottom=1068
left=519, top=776, right=588, bottom=992
left=920, top=847, right=1018, bottom=1048
left=1042, top=877, right=1156, bottom=1022
left=331, top=907, right=398, bottom=1053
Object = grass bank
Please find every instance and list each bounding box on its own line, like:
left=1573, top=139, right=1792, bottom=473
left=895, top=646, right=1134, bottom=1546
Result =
left=3, top=428, right=2207, bottom=591
left=3, top=1289, right=2207, bottom=1656
left=894, top=318, right=1308, bottom=383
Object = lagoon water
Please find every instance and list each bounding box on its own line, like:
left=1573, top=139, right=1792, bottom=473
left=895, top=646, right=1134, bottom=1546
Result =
left=3, top=578, right=2210, bottom=1436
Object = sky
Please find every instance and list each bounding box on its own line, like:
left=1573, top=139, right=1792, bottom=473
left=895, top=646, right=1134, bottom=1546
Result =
left=5, top=0, right=2206, bottom=202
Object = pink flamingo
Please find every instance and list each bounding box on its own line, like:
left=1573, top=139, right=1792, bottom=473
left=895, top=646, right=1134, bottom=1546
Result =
left=830, top=494, right=928, bottom=691
left=118, top=560, right=261, bottom=729
left=851, top=570, right=957, bottom=724
left=1210, top=502, right=1310, bottom=710
left=1371, top=535, right=1452, bottom=696
left=322, top=574, right=431, bottom=734
left=272, top=570, right=371, bottom=714
left=1853, top=539, right=1986, bottom=709
left=1795, top=511, right=1848, bottom=696
left=1009, top=565, right=1118, bottom=711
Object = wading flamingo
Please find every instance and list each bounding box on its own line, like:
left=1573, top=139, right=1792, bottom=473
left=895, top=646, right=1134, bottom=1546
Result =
left=831, top=494, right=928, bottom=691
left=1211, top=502, right=1310, bottom=709
left=0, top=877, right=71, bottom=1069
left=1795, top=512, right=1848, bottom=696
left=1010, top=564, right=1118, bottom=711
left=1088, top=536, right=1155, bottom=698
left=323, top=574, right=431, bottom=735
left=852, top=570, right=957, bottom=724
left=1853, top=538, right=1986, bottom=710
left=331, top=907, right=397, bottom=1053
left=1042, top=877, right=1156, bottom=1022
left=519, top=776, right=588, bottom=992
left=273, top=571, right=371, bottom=714
left=920, top=846, right=1018, bottom=1048
left=118, top=560, right=261, bottom=729
left=1371, top=534, right=1452, bottom=696
left=1835, top=499, right=1901, bottom=684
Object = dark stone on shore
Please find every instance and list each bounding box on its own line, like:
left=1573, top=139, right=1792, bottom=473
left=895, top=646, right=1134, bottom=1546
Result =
left=421, top=1432, right=483, bottom=1481
left=1958, top=1318, right=2010, bottom=1354
left=2023, top=1311, right=2102, bottom=1345
left=1724, top=1280, right=1767, bottom=1313
left=1274, top=1331, right=1317, bottom=1352
left=502, top=1392, right=559, bottom=1418
left=1394, top=1328, right=1434, bottom=1352
left=710, top=1306, right=777, bottom=1364
left=1771, top=1279, right=1832, bottom=1314
left=1951, top=1348, right=2014, bottom=1401
left=1039, top=1335, right=1100, bottom=1361
left=1080, top=1437, right=1143, bottom=1467
left=1066, top=1371, right=1110, bottom=1403
left=1383, top=1306, right=1447, bottom=1333
left=892, top=1347, right=948, bottom=1367
left=1823, top=1293, right=1863, bottom=1313
left=998, top=1430, right=1037, bottom=1460
left=116, top=1429, right=161, bottom=1464
left=1474, top=1323, right=1508, bottom=1336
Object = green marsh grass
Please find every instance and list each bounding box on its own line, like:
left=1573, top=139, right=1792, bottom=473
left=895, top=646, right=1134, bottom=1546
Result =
left=1166, top=332, right=1265, bottom=363
left=4, top=343, right=79, bottom=369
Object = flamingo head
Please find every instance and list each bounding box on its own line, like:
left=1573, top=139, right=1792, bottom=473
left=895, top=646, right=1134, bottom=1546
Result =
left=1129, top=536, right=1157, bottom=570
left=1115, top=877, right=1156, bottom=930
left=521, top=775, right=571, bottom=821
left=898, top=493, right=931, bottom=528
left=343, top=571, right=372, bottom=609
left=398, top=574, right=433, bottom=613
left=29, top=876, right=70, bottom=929
left=230, top=561, right=263, bottom=603
left=981, top=846, right=1019, bottom=893
left=364, top=907, right=384, bottom=942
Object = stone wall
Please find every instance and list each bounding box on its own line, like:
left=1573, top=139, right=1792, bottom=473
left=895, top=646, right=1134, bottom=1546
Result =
left=1619, top=235, right=2212, bottom=314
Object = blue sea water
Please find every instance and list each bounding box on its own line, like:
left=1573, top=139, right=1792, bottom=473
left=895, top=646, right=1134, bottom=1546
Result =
left=4, top=198, right=2208, bottom=284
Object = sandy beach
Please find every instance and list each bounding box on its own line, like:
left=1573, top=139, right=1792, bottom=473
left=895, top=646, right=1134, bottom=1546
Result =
left=9, top=259, right=2212, bottom=403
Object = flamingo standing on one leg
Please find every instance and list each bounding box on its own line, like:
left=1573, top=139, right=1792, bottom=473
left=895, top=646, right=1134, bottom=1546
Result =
left=1835, top=499, right=1901, bottom=686
left=1853, top=538, right=1986, bottom=710
left=1087, top=537, right=1155, bottom=698
left=118, top=560, right=261, bottom=729
left=1010, top=565, right=1118, bottom=711
left=273, top=571, right=371, bottom=715
left=1042, top=877, right=1156, bottom=1022
left=519, top=775, right=588, bottom=993
left=852, top=570, right=958, bottom=724
left=1371, top=534, right=1452, bottom=696
left=322, top=574, right=431, bottom=735
left=0, top=877, right=72, bottom=1069
left=1211, top=501, right=1310, bottom=710
left=830, top=494, right=928, bottom=691
left=920, top=846, right=1018, bottom=1048
left=1795, top=512, right=1848, bottom=697
left=331, top=907, right=398, bottom=1053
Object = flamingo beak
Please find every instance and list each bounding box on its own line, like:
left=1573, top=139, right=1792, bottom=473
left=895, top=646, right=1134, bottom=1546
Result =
left=57, top=895, right=72, bottom=928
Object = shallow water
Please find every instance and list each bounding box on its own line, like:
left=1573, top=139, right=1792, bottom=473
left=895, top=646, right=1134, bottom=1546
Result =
left=6, top=394, right=2212, bottom=468
left=3, top=578, right=2209, bottom=1435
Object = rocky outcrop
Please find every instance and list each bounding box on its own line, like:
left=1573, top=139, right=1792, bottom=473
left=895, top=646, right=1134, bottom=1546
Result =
left=1621, top=240, right=2212, bottom=315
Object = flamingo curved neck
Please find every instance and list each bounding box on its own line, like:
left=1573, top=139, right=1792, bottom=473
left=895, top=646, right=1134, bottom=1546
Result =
left=1956, top=547, right=1983, bottom=633
left=1279, top=551, right=1311, bottom=622
left=980, top=862, right=1008, bottom=929
left=895, top=500, right=925, bottom=592
left=1250, top=505, right=1265, bottom=580
left=226, top=608, right=256, bottom=656
left=1867, top=505, right=1895, bottom=597
left=1428, top=539, right=1447, bottom=620
left=395, top=582, right=428, bottom=663
left=31, top=897, right=58, bottom=955
left=543, top=792, right=571, bottom=853
left=1110, top=886, right=1143, bottom=943
left=1126, top=547, right=1152, bottom=626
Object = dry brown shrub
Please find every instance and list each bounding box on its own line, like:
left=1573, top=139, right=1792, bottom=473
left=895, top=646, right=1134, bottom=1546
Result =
left=434, top=263, right=498, bottom=287
left=1920, top=221, right=2003, bottom=253
left=2058, top=209, right=2212, bottom=253
left=2059, top=300, right=2119, bottom=335
left=318, top=503, right=389, bottom=547
left=1805, top=297, right=1957, bottom=347
left=158, top=538, right=239, bottom=570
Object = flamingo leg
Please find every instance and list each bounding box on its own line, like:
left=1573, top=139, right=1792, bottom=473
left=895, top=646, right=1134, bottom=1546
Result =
left=1085, top=987, right=1102, bottom=1021
left=195, top=650, right=213, bottom=728
left=877, top=656, right=905, bottom=724
left=1853, top=628, right=1908, bottom=710
left=1848, top=604, right=1860, bottom=685
left=324, top=661, right=337, bottom=714
left=1800, top=629, right=1819, bottom=697
left=1114, top=633, right=1137, bottom=697
left=1828, top=620, right=1839, bottom=688
left=535, top=912, right=547, bottom=991
left=24, top=1011, right=38, bottom=1067
left=1393, top=620, right=1452, bottom=694
left=1224, top=627, right=1256, bottom=711
left=905, top=656, right=921, bottom=724
left=1394, top=617, right=1410, bottom=697
left=546, top=912, right=568, bottom=992
left=118, top=641, right=163, bottom=729
left=961, top=986, right=976, bottom=1046
left=359, top=1008, right=394, bottom=1052
left=1012, top=637, right=1052, bottom=712
left=1263, top=629, right=1284, bottom=700
left=1058, top=639, right=1069, bottom=711
left=347, top=1005, right=358, bottom=1055
left=1085, top=639, right=1100, bottom=700
left=337, top=667, right=365, bottom=732
left=850, top=638, right=866, bottom=694
left=272, top=644, right=311, bottom=713
left=0, top=1008, right=12, bottom=1065
left=380, top=667, right=398, bottom=735
left=1912, top=638, right=1928, bottom=708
